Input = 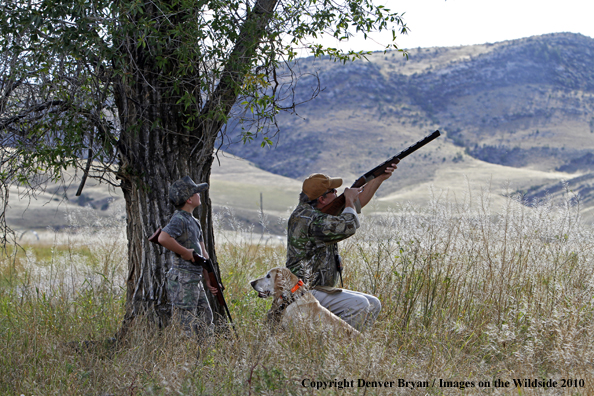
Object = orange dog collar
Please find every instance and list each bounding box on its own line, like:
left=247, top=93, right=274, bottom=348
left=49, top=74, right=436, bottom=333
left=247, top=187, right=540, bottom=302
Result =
left=290, top=279, right=304, bottom=294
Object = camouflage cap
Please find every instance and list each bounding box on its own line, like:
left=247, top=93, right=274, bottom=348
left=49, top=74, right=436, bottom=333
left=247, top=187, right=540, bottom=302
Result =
left=169, top=176, right=208, bottom=206
left=302, top=173, right=342, bottom=200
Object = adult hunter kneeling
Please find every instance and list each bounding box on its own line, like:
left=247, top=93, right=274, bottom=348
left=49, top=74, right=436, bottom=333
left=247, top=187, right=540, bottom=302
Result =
left=286, top=164, right=398, bottom=331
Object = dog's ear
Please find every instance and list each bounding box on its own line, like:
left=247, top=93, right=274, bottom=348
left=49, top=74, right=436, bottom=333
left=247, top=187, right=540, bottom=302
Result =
left=273, top=268, right=296, bottom=294
left=271, top=268, right=289, bottom=291
left=280, top=268, right=298, bottom=285
left=272, top=268, right=286, bottom=291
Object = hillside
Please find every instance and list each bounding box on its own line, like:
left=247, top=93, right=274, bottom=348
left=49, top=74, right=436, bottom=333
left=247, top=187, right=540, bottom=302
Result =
left=6, top=33, right=594, bottom=234
left=222, top=33, right=594, bottom=214
left=6, top=148, right=591, bottom=237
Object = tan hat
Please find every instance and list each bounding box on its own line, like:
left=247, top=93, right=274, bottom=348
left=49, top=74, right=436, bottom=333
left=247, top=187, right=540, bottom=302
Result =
left=302, top=173, right=342, bottom=200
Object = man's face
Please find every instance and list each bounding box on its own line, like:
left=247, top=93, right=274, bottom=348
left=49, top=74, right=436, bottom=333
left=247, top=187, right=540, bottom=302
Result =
left=317, top=188, right=337, bottom=206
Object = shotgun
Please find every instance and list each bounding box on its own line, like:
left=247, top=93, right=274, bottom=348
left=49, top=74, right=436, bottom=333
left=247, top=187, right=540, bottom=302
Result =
left=148, top=228, right=234, bottom=328
left=320, top=130, right=441, bottom=216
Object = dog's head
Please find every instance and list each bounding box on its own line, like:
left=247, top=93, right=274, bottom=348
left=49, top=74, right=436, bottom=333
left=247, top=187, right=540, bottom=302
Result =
left=250, top=267, right=299, bottom=299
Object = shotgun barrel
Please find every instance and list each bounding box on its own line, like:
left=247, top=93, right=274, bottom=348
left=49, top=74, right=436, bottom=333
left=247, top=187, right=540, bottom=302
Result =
left=320, top=130, right=441, bottom=215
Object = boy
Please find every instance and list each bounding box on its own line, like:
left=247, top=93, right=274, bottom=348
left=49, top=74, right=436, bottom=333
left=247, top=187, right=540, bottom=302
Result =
left=158, top=176, right=218, bottom=336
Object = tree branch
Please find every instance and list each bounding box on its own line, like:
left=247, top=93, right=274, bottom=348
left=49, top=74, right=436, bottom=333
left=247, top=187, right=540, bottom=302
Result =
left=199, top=0, right=279, bottom=134
left=0, top=100, right=66, bottom=131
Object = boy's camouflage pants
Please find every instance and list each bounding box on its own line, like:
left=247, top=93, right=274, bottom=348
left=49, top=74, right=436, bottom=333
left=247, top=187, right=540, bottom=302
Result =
left=166, top=267, right=214, bottom=337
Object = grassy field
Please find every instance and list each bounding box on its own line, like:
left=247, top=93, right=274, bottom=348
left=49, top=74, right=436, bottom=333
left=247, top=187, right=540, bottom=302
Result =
left=1, top=188, right=594, bottom=395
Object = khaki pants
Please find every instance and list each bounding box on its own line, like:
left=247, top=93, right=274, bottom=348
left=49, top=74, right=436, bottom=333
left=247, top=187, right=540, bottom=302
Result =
left=311, top=289, right=381, bottom=331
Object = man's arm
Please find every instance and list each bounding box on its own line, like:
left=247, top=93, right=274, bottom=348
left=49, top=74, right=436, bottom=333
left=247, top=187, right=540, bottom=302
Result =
left=202, top=268, right=218, bottom=295
left=358, top=163, right=398, bottom=208
left=310, top=212, right=359, bottom=244
left=343, top=187, right=361, bottom=210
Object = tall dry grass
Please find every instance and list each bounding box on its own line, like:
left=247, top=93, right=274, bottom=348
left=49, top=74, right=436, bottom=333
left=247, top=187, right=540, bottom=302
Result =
left=1, top=188, right=593, bottom=395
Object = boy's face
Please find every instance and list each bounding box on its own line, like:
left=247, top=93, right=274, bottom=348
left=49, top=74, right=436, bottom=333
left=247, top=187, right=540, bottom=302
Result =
left=187, top=192, right=201, bottom=207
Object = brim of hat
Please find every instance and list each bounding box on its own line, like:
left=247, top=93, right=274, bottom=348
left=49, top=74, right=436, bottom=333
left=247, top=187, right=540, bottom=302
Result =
left=328, top=177, right=342, bottom=189
left=193, top=183, right=209, bottom=193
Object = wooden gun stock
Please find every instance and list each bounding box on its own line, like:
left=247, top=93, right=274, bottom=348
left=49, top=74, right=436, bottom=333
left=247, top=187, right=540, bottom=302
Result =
left=148, top=228, right=234, bottom=326
left=320, top=130, right=441, bottom=215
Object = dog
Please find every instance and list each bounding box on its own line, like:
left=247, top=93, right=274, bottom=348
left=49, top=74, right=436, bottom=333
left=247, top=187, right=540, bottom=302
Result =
left=250, top=267, right=360, bottom=337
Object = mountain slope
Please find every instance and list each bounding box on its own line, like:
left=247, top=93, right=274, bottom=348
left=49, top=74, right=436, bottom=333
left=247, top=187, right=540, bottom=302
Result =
left=8, top=33, right=594, bottom=232
left=222, top=32, right=594, bottom=215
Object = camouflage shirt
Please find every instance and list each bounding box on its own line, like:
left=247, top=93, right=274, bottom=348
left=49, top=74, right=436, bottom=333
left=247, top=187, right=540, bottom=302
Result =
left=162, top=210, right=204, bottom=274
left=286, top=201, right=359, bottom=287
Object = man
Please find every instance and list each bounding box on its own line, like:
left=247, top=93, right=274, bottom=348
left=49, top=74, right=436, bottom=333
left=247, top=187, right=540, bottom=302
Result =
left=286, top=162, right=398, bottom=331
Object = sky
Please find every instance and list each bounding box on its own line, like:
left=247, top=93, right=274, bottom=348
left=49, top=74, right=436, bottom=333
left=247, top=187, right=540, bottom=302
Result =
left=312, top=0, right=594, bottom=52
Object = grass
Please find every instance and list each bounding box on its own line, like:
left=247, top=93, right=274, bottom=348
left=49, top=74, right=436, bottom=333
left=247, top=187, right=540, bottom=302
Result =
left=1, top=188, right=593, bottom=395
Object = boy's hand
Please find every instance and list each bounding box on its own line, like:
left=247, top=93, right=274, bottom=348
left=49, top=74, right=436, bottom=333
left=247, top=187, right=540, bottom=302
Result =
left=181, top=248, right=195, bottom=262
left=204, top=275, right=219, bottom=295
left=208, top=284, right=219, bottom=295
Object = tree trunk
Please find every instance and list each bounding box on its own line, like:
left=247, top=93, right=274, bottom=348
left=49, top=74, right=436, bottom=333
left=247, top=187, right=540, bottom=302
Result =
left=114, top=0, right=279, bottom=334
left=114, top=76, right=223, bottom=330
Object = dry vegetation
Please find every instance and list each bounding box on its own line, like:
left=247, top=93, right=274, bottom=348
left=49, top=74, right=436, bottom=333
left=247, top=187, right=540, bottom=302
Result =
left=1, top=188, right=594, bottom=395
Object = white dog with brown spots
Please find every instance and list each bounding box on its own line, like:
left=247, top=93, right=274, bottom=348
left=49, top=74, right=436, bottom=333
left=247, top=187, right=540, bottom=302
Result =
left=250, top=267, right=360, bottom=337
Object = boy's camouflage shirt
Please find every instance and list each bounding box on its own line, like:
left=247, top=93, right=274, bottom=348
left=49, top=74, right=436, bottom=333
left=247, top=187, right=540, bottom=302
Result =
left=286, top=201, right=358, bottom=287
left=162, top=210, right=205, bottom=274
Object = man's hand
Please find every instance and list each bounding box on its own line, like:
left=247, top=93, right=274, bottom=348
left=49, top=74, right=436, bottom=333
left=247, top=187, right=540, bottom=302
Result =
left=376, top=160, right=399, bottom=182
left=358, top=160, right=399, bottom=208
left=343, top=187, right=362, bottom=208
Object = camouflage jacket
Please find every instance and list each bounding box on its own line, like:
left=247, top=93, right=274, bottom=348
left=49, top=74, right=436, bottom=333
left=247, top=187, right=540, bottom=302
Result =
left=286, top=201, right=359, bottom=287
left=162, top=210, right=204, bottom=275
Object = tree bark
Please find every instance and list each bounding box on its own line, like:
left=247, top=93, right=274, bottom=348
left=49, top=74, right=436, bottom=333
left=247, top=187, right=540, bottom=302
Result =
left=114, top=0, right=279, bottom=334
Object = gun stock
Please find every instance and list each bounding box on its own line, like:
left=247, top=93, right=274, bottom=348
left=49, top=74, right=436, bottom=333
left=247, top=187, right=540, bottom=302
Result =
left=320, top=130, right=441, bottom=215
left=319, top=194, right=348, bottom=216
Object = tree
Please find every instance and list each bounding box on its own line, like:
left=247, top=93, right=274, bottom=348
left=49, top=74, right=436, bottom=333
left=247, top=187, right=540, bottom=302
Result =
left=0, top=0, right=407, bottom=331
